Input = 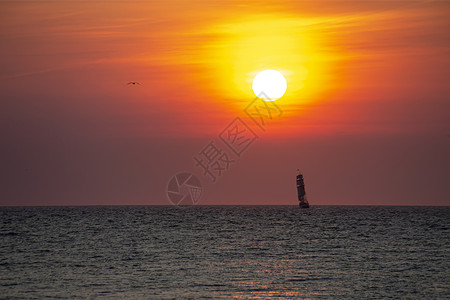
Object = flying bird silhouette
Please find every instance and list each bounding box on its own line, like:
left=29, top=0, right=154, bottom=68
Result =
left=127, top=82, right=140, bottom=85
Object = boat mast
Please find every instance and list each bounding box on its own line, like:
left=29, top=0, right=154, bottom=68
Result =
left=296, top=169, right=305, bottom=201
left=296, top=169, right=309, bottom=207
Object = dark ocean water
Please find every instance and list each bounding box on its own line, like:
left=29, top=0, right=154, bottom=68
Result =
left=0, top=206, right=449, bottom=299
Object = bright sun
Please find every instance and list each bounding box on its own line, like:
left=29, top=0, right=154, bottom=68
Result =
left=252, top=69, right=287, bottom=101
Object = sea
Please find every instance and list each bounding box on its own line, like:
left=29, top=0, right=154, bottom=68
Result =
left=0, top=206, right=449, bottom=299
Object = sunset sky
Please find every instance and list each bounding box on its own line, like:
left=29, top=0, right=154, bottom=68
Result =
left=1, top=0, right=449, bottom=206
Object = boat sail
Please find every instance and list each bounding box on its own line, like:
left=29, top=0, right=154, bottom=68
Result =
left=296, top=169, right=310, bottom=208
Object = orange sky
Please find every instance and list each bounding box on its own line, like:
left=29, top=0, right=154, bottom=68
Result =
left=1, top=0, right=449, bottom=206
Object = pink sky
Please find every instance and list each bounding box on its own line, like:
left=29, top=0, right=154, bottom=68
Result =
left=1, top=0, right=449, bottom=206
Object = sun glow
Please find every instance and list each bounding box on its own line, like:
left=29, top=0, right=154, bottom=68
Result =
left=252, top=70, right=287, bottom=101
left=200, top=15, right=335, bottom=109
